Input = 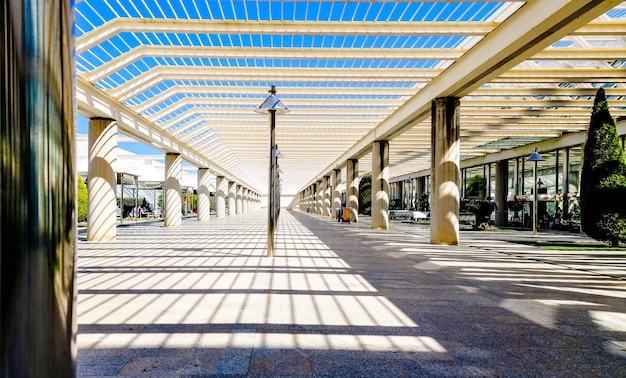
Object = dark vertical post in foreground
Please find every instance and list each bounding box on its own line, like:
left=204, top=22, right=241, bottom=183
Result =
left=268, top=109, right=277, bottom=257
left=1, top=1, right=77, bottom=375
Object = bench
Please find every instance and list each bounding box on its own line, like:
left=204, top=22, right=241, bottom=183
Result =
left=140, top=208, right=156, bottom=218
left=389, top=210, right=413, bottom=220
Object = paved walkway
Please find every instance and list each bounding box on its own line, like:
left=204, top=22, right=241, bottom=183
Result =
left=77, top=210, right=626, bottom=377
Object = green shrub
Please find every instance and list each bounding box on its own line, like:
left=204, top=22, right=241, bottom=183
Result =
left=465, top=175, right=486, bottom=199
left=118, top=197, right=139, bottom=218
left=580, top=88, right=626, bottom=246
left=77, top=174, right=88, bottom=222
left=418, top=192, right=430, bottom=211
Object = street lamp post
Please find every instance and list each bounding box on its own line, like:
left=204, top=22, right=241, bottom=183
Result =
left=255, top=85, right=289, bottom=257
left=527, top=148, right=544, bottom=236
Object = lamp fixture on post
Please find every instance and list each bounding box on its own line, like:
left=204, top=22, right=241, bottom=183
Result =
left=255, top=85, right=289, bottom=257
left=527, top=148, right=544, bottom=236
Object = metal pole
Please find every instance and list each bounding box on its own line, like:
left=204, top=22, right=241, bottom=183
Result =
left=274, top=154, right=280, bottom=232
left=268, top=109, right=276, bottom=257
left=533, top=160, right=538, bottom=236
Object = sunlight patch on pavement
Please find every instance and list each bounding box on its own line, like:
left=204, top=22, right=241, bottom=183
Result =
left=590, top=311, right=626, bottom=332
left=79, top=332, right=447, bottom=354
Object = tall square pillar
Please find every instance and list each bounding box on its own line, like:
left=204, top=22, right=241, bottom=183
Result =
left=431, top=97, right=460, bottom=245
left=371, top=141, right=390, bottom=229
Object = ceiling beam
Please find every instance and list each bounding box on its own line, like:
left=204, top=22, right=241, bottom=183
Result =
left=132, top=85, right=416, bottom=113
left=77, top=19, right=497, bottom=54
left=145, top=97, right=403, bottom=120
left=85, top=46, right=459, bottom=82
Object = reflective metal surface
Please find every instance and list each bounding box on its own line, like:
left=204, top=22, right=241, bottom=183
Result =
left=1, top=0, right=77, bottom=375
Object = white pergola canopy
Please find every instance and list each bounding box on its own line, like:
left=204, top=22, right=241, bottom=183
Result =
left=75, top=0, right=626, bottom=196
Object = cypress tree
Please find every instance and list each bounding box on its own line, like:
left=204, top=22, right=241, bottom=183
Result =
left=580, top=88, right=626, bottom=246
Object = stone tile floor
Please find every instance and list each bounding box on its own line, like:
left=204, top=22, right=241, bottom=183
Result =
left=77, top=210, right=626, bottom=377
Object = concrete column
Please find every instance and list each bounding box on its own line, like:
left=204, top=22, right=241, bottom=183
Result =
left=312, top=185, right=316, bottom=213
left=332, top=169, right=342, bottom=218
left=1, top=2, right=76, bottom=372
left=240, top=187, right=245, bottom=214
left=164, top=153, right=183, bottom=227
left=315, top=180, right=324, bottom=215
left=228, top=181, right=236, bottom=215
left=311, top=182, right=317, bottom=215
left=486, top=163, right=492, bottom=199
left=495, top=160, right=508, bottom=227
left=197, top=168, right=212, bottom=221
left=247, top=189, right=251, bottom=213
left=417, top=176, right=426, bottom=210
left=236, top=185, right=243, bottom=214
left=87, top=118, right=118, bottom=241
left=372, top=141, right=390, bottom=229
left=347, top=159, right=360, bottom=222
left=322, top=176, right=330, bottom=216
left=562, top=147, right=570, bottom=215
left=216, top=176, right=227, bottom=218
left=245, top=189, right=250, bottom=213
left=430, top=97, right=461, bottom=245
left=513, top=158, right=521, bottom=196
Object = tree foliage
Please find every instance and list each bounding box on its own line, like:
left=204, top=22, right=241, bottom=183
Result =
left=359, top=173, right=371, bottom=215
left=580, top=88, right=626, bottom=246
left=418, top=192, right=430, bottom=211
left=77, top=174, right=88, bottom=222
left=465, top=175, right=486, bottom=199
